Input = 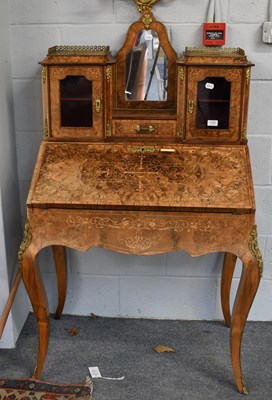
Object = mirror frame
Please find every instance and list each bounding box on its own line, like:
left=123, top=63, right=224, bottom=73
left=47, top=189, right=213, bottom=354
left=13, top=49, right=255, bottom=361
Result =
left=115, top=12, right=177, bottom=111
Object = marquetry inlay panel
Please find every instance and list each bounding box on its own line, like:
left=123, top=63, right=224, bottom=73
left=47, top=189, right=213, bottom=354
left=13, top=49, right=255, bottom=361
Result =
left=29, top=143, right=253, bottom=211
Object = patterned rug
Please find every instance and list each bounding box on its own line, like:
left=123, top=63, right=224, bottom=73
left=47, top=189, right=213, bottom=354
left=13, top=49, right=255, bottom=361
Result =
left=0, top=377, right=93, bottom=400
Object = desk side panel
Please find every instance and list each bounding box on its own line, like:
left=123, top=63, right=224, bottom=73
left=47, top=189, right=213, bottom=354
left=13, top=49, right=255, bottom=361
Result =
left=26, top=208, right=255, bottom=258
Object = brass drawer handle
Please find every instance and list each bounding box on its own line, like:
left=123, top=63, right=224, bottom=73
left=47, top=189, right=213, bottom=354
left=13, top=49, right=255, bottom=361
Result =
left=188, top=99, right=194, bottom=114
left=135, top=125, right=156, bottom=134
left=95, top=97, right=101, bottom=113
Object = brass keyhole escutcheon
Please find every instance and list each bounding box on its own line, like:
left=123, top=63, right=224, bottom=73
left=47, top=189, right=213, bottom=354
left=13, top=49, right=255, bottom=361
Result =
left=188, top=99, right=194, bottom=114
left=95, top=97, right=101, bottom=113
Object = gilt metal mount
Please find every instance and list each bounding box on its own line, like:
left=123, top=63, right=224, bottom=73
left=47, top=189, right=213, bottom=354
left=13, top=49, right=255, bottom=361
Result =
left=18, top=220, right=32, bottom=265
left=133, top=0, right=159, bottom=14
left=248, top=225, right=263, bottom=277
left=184, top=47, right=246, bottom=58
left=48, top=45, right=110, bottom=56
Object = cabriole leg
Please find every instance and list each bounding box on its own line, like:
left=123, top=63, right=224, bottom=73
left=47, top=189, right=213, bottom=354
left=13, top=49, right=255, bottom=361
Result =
left=221, top=252, right=237, bottom=327
left=52, top=246, right=67, bottom=320
left=230, top=248, right=262, bottom=394
left=18, top=221, right=50, bottom=379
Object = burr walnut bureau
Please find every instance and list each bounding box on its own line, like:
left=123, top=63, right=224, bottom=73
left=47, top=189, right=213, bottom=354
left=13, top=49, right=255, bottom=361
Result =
left=18, top=0, right=263, bottom=395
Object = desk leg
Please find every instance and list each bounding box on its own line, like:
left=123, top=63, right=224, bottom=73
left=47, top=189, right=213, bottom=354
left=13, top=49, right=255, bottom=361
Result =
left=19, top=243, right=50, bottom=379
left=52, top=246, right=67, bottom=320
left=221, top=252, right=237, bottom=328
left=230, top=251, right=261, bottom=394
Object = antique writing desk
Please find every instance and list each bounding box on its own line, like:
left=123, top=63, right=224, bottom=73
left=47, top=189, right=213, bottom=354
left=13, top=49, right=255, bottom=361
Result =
left=18, top=0, right=263, bottom=395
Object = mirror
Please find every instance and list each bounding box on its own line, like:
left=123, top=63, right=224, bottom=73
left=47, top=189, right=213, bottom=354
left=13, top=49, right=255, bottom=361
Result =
left=125, top=30, right=168, bottom=101
left=115, top=8, right=177, bottom=111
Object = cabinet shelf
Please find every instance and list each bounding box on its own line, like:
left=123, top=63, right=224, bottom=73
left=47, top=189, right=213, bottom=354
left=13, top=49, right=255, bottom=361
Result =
left=198, top=99, right=230, bottom=103
left=61, top=98, right=92, bottom=102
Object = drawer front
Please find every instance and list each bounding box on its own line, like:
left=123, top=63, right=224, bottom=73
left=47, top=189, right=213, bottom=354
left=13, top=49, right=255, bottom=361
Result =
left=112, top=120, right=176, bottom=138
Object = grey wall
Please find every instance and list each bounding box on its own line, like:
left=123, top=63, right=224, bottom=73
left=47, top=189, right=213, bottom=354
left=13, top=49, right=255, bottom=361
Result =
left=8, top=0, right=272, bottom=321
left=0, top=0, right=29, bottom=348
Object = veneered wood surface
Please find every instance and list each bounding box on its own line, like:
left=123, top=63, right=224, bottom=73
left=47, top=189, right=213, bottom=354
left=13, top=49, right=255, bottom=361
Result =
left=49, top=66, right=104, bottom=139
left=26, top=208, right=255, bottom=257
left=221, top=252, right=237, bottom=327
left=40, top=53, right=115, bottom=66
left=112, top=119, right=176, bottom=138
left=20, top=206, right=261, bottom=395
left=52, top=246, right=67, bottom=320
left=17, top=41, right=261, bottom=395
left=28, top=142, right=254, bottom=213
left=23, top=140, right=259, bottom=394
left=177, top=51, right=253, bottom=144
left=185, top=67, right=242, bottom=142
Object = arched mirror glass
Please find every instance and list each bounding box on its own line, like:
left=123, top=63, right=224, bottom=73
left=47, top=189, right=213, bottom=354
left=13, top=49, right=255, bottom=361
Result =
left=115, top=3, right=177, bottom=111
left=125, top=30, right=168, bottom=101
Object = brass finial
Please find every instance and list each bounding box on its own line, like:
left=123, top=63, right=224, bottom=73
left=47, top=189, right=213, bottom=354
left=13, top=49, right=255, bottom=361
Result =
left=133, top=0, right=159, bottom=14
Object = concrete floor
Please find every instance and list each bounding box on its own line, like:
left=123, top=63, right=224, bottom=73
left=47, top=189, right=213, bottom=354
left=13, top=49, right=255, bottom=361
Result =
left=0, top=314, right=271, bottom=400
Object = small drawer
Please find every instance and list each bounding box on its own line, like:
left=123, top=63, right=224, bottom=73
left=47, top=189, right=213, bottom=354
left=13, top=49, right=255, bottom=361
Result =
left=112, top=119, right=176, bottom=138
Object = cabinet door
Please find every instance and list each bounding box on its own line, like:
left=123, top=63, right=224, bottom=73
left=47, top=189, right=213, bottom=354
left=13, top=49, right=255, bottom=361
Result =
left=49, top=66, right=103, bottom=139
left=185, top=67, right=243, bottom=142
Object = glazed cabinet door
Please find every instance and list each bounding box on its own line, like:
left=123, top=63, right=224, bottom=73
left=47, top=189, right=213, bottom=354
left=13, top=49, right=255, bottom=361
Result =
left=185, top=67, right=243, bottom=142
left=49, top=66, right=103, bottom=139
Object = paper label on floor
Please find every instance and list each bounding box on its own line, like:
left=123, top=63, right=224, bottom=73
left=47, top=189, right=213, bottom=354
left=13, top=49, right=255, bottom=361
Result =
left=88, top=366, right=101, bottom=378
left=88, top=367, right=125, bottom=380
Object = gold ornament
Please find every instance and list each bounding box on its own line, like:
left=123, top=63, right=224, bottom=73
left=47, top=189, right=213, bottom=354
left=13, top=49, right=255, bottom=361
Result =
left=133, top=0, right=159, bottom=14
left=18, top=220, right=32, bottom=264
left=248, top=225, right=263, bottom=277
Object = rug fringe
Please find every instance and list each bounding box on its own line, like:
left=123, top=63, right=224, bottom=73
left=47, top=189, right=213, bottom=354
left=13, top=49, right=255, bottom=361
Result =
left=85, top=376, right=93, bottom=393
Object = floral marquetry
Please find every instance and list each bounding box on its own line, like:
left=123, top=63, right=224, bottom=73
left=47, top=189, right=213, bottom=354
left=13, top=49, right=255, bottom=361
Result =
left=29, top=143, right=254, bottom=212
